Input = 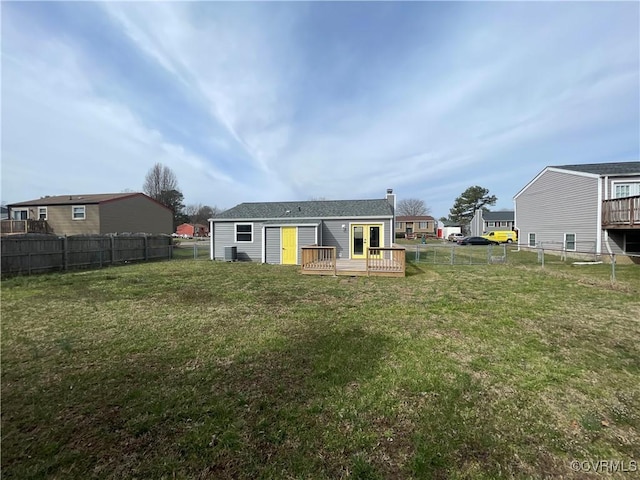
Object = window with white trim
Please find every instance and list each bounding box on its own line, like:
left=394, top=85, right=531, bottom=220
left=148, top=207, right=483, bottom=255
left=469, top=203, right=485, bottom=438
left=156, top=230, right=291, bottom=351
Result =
left=528, top=233, right=536, bottom=247
left=418, top=222, right=428, bottom=229
left=614, top=182, right=640, bottom=198
left=564, top=233, right=576, bottom=251
left=486, top=221, right=495, bottom=227
left=72, top=206, right=86, bottom=220
left=235, top=223, right=253, bottom=242
left=38, top=207, right=47, bottom=220
left=12, top=209, right=28, bottom=220
left=395, top=221, right=402, bottom=229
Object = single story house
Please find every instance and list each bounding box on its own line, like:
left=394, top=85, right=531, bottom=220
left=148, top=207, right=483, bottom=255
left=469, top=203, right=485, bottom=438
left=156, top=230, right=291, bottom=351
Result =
left=7, top=193, right=173, bottom=235
left=470, top=210, right=515, bottom=237
left=514, top=162, right=640, bottom=256
left=209, top=189, right=396, bottom=264
left=395, top=215, right=436, bottom=238
left=176, top=223, right=208, bottom=238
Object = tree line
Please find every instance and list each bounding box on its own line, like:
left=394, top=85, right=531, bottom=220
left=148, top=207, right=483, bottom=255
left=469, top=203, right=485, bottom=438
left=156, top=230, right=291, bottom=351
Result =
left=143, top=162, right=496, bottom=232
left=142, top=163, right=220, bottom=229
left=397, top=185, right=496, bottom=227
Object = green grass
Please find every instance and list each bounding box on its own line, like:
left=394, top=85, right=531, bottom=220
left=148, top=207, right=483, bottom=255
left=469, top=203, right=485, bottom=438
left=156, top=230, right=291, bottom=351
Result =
left=2, top=255, right=639, bottom=479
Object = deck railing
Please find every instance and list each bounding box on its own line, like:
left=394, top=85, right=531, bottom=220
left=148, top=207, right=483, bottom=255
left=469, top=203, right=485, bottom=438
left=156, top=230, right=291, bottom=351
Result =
left=602, top=195, right=640, bottom=228
left=301, top=245, right=405, bottom=277
left=301, top=246, right=337, bottom=275
left=1, top=220, right=52, bottom=235
left=367, top=247, right=406, bottom=277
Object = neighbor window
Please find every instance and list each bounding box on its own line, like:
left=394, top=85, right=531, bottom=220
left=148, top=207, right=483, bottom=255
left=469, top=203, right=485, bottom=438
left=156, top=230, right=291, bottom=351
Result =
left=395, top=221, right=402, bottom=229
left=11, top=209, right=28, bottom=220
left=72, top=206, right=86, bottom=220
left=486, top=221, right=495, bottom=227
left=528, top=233, right=536, bottom=247
left=615, top=184, right=631, bottom=198
left=614, top=182, right=640, bottom=198
left=235, top=223, right=253, bottom=242
left=564, top=233, right=576, bottom=251
left=418, top=222, right=428, bottom=229
left=38, top=207, right=47, bottom=220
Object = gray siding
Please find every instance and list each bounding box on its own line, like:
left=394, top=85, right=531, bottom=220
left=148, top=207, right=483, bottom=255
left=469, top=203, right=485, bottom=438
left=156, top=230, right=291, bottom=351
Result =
left=100, top=196, right=173, bottom=234
left=265, top=227, right=280, bottom=264
left=516, top=170, right=599, bottom=252
left=298, top=226, right=317, bottom=264
left=213, top=221, right=264, bottom=261
left=322, top=218, right=392, bottom=259
left=321, top=220, right=350, bottom=258
left=263, top=225, right=316, bottom=264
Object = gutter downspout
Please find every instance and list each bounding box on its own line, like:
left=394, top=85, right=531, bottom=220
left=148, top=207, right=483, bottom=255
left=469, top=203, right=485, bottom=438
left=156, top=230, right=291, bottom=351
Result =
left=208, top=218, right=215, bottom=260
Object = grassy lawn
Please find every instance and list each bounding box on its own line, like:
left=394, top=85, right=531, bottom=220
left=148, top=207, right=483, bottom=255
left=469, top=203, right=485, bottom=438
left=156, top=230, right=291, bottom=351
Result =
left=2, top=255, right=639, bottom=479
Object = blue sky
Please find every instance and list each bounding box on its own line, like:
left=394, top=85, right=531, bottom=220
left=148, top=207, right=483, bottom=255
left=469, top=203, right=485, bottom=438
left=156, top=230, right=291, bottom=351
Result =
left=2, top=1, right=638, bottom=218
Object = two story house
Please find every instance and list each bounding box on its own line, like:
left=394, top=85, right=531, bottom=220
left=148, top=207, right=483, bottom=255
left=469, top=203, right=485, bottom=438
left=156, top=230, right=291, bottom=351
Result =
left=514, top=162, right=640, bottom=256
left=470, top=210, right=515, bottom=237
left=395, top=216, right=436, bottom=239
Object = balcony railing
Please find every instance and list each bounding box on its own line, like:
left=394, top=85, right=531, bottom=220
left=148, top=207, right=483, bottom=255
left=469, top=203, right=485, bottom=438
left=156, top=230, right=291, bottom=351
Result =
left=1, top=220, right=53, bottom=235
left=602, top=195, right=640, bottom=228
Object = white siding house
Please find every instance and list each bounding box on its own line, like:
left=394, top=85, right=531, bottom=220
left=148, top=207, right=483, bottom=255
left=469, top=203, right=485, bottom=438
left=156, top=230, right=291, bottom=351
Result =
left=514, top=162, right=640, bottom=256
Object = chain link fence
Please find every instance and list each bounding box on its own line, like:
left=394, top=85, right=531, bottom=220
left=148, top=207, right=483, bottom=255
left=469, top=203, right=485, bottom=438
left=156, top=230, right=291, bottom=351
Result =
left=409, top=243, right=508, bottom=265
left=171, top=239, right=210, bottom=261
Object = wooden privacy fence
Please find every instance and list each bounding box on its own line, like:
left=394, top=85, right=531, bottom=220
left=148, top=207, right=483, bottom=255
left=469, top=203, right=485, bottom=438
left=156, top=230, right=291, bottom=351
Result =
left=1, top=234, right=173, bottom=276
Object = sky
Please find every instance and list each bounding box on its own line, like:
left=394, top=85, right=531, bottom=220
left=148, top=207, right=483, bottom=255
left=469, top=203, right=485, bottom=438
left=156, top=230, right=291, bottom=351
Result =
left=2, top=1, right=639, bottom=218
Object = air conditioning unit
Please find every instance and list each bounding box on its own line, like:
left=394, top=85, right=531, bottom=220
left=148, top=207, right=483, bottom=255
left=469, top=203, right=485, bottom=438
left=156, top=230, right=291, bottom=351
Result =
left=224, top=246, right=237, bottom=262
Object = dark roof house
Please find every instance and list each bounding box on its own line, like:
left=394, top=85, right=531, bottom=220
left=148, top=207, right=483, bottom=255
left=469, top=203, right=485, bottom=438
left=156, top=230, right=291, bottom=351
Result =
left=514, top=161, right=640, bottom=256
left=209, top=190, right=397, bottom=265
left=470, top=209, right=515, bottom=236
left=7, top=193, right=173, bottom=235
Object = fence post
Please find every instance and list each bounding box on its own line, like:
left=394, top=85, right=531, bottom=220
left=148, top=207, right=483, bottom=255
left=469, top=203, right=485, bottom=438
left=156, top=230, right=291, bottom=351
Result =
left=611, top=254, right=616, bottom=284
left=111, top=236, right=116, bottom=264
left=28, top=252, right=32, bottom=276
left=63, top=236, right=69, bottom=271
left=144, top=235, right=149, bottom=261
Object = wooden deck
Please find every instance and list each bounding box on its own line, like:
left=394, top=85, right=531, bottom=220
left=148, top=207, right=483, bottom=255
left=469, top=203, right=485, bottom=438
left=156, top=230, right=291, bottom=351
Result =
left=602, top=195, right=640, bottom=229
left=301, top=246, right=406, bottom=277
left=1, top=220, right=52, bottom=236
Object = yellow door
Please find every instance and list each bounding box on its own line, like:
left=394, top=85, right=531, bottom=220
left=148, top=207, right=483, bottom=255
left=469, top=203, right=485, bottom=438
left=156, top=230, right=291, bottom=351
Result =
left=282, top=227, right=297, bottom=265
left=351, top=224, right=383, bottom=259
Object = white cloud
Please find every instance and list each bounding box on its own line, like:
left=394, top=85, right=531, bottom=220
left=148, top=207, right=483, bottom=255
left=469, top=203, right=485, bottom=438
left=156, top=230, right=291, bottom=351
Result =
left=1, top=38, right=235, bottom=206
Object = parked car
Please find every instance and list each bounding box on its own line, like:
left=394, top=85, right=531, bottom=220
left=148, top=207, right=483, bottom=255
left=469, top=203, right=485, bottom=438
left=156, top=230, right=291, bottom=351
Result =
left=447, top=233, right=464, bottom=242
left=457, top=236, right=500, bottom=245
left=481, top=230, right=517, bottom=243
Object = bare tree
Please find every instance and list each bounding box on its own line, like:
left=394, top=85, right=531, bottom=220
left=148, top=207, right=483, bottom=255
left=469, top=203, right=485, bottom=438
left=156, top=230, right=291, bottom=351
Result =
left=143, top=163, right=178, bottom=202
left=184, top=204, right=220, bottom=224
left=397, top=198, right=431, bottom=216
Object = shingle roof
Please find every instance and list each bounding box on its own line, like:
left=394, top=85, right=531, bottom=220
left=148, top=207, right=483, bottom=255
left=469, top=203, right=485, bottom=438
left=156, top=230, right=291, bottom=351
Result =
left=8, top=193, right=141, bottom=207
left=483, top=210, right=514, bottom=221
left=215, top=199, right=393, bottom=220
left=552, top=162, right=640, bottom=176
